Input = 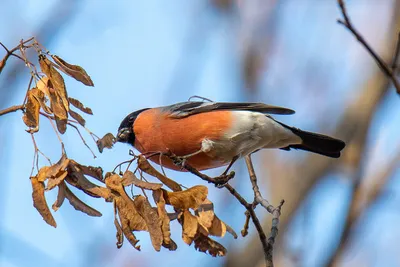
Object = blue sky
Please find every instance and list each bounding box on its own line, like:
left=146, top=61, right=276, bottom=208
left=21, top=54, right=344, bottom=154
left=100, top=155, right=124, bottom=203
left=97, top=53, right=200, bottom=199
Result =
left=1, top=1, right=400, bottom=267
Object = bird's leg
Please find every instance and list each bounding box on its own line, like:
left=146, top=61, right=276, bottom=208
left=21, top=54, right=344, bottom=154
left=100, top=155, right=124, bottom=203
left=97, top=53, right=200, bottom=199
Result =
left=170, top=149, right=203, bottom=169
left=221, top=155, right=239, bottom=176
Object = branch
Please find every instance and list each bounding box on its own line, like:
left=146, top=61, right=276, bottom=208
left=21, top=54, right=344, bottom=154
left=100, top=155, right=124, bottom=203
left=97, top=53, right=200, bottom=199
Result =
left=0, top=37, right=35, bottom=74
left=337, top=0, right=400, bottom=94
left=326, top=147, right=400, bottom=267
left=169, top=152, right=284, bottom=267
left=0, top=104, right=24, bottom=116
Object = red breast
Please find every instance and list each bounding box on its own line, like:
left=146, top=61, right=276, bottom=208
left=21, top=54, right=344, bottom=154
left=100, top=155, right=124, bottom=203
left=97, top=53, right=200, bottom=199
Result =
left=133, top=108, right=234, bottom=171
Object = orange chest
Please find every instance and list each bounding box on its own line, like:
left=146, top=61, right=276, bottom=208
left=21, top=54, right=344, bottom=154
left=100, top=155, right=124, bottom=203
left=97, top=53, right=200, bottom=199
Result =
left=132, top=109, right=233, bottom=170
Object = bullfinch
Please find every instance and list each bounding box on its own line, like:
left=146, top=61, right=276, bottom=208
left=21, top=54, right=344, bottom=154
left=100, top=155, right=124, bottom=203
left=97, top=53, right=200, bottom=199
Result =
left=116, top=101, right=345, bottom=172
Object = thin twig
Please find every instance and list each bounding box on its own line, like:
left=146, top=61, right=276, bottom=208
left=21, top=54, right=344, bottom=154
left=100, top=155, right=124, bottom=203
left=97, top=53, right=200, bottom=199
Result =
left=241, top=210, right=251, bottom=237
left=0, top=104, right=24, bottom=116
left=392, top=32, right=400, bottom=72
left=67, top=122, right=97, bottom=159
left=0, top=37, right=35, bottom=74
left=337, top=0, right=400, bottom=93
left=245, top=156, right=275, bottom=213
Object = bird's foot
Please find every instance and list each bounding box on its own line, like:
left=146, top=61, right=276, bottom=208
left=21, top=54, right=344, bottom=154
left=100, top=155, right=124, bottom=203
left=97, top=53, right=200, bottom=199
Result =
left=171, top=155, right=188, bottom=171
left=213, top=171, right=235, bottom=188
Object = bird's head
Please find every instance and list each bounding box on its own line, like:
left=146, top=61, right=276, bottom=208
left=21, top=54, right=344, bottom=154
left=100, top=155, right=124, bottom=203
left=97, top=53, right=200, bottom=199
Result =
left=116, top=108, right=149, bottom=145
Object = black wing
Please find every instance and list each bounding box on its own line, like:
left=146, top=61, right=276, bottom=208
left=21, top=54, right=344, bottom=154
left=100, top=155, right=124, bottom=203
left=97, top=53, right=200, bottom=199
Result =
left=163, top=101, right=295, bottom=118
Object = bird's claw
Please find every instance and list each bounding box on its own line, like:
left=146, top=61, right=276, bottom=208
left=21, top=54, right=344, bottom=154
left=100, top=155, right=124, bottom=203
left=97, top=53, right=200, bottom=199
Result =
left=172, top=156, right=187, bottom=170
left=213, top=171, right=235, bottom=188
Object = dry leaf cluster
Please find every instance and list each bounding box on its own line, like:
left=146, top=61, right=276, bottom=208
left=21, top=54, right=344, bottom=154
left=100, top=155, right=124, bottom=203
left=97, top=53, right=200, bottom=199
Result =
left=1, top=37, right=243, bottom=259
left=31, top=151, right=236, bottom=256
left=23, top=54, right=94, bottom=134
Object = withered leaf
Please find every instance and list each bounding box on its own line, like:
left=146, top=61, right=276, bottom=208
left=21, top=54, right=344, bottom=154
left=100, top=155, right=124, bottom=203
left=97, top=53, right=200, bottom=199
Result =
left=48, top=85, right=68, bottom=134
left=120, top=214, right=141, bottom=251
left=163, top=185, right=208, bottom=210
left=64, top=184, right=102, bottom=217
left=105, top=173, right=147, bottom=231
left=52, top=181, right=67, bottom=212
left=122, top=171, right=162, bottom=190
left=66, top=161, right=111, bottom=200
left=51, top=55, right=94, bottom=86
left=153, top=189, right=176, bottom=251
left=22, top=89, right=40, bottom=131
left=133, top=195, right=163, bottom=251
left=180, top=210, right=198, bottom=245
left=68, top=97, right=93, bottom=115
left=195, top=199, right=236, bottom=238
left=31, top=87, right=52, bottom=114
left=68, top=109, right=85, bottom=126
left=31, top=176, right=57, bottom=227
left=114, top=218, right=124, bottom=249
left=193, top=233, right=227, bottom=257
left=77, top=163, right=103, bottom=182
left=97, top=133, right=116, bottom=153
left=46, top=170, right=68, bottom=191
left=45, top=153, right=69, bottom=180
left=37, top=77, right=50, bottom=97
left=39, top=55, right=69, bottom=112
left=138, top=155, right=182, bottom=192
left=36, top=166, right=50, bottom=182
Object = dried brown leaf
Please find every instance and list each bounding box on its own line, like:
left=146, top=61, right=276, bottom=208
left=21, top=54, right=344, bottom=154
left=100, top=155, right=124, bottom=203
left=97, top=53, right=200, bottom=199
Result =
left=51, top=55, right=94, bottom=86
left=68, top=97, right=93, bottom=115
left=47, top=84, right=68, bottom=134
left=36, top=166, right=50, bottom=183
left=133, top=195, right=163, bottom=251
left=163, top=185, right=208, bottom=210
left=120, top=214, right=141, bottom=251
left=114, top=218, right=124, bottom=249
left=122, top=171, right=163, bottom=190
left=78, top=163, right=103, bottom=182
left=153, top=189, right=176, bottom=251
left=180, top=210, right=198, bottom=245
left=196, top=199, right=232, bottom=238
left=39, top=55, right=69, bottom=112
left=97, top=133, right=116, bottom=153
left=66, top=161, right=111, bottom=200
left=64, top=184, right=102, bottom=217
left=193, top=233, right=227, bottom=257
left=105, top=173, right=147, bottom=231
left=31, top=87, right=52, bottom=114
left=23, top=90, right=40, bottom=131
left=31, top=176, right=57, bottom=227
left=68, top=109, right=85, bottom=126
left=45, top=154, right=70, bottom=180
left=138, top=155, right=182, bottom=192
left=52, top=181, right=67, bottom=212
left=37, top=77, right=50, bottom=97
left=46, top=170, right=68, bottom=191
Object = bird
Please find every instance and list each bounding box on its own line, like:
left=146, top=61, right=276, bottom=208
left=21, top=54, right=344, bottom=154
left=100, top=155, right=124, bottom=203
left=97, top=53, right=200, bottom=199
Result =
left=116, top=101, right=345, bottom=173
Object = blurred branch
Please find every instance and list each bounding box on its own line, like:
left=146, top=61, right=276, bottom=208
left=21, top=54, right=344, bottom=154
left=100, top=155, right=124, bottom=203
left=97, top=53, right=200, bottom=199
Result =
left=327, top=148, right=400, bottom=267
left=337, top=0, right=400, bottom=94
left=0, top=104, right=24, bottom=116
left=0, top=37, right=35, bottom=74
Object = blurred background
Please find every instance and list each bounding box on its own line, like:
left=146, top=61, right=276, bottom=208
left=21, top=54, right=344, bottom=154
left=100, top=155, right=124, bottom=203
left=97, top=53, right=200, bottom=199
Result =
left=1, top=0, right=400, bottom=266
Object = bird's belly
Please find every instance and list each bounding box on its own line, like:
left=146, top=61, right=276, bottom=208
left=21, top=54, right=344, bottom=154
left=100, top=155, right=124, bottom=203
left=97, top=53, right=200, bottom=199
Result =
left=205, top=111, right=299, bottom=160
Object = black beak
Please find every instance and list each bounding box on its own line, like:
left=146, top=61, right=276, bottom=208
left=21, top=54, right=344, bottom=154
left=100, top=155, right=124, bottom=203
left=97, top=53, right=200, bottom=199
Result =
left=116, top=127, right=132, bottom=143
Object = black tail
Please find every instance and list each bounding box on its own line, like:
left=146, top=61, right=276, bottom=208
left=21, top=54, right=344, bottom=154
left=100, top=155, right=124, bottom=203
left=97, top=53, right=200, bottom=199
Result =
left=280, top=126, right=346, bottom=158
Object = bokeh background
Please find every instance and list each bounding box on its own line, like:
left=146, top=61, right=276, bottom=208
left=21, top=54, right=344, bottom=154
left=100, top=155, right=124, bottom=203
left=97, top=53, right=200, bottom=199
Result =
left=1, top=0, right=400, bottom=266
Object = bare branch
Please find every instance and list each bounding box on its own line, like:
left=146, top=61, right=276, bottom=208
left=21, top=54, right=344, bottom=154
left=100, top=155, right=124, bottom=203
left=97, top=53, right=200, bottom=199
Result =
left=0, top=104, right=24, bottom=116
left=0, top=37, right=35, bottom=74
left=337, top=0, right=400, bottom=93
